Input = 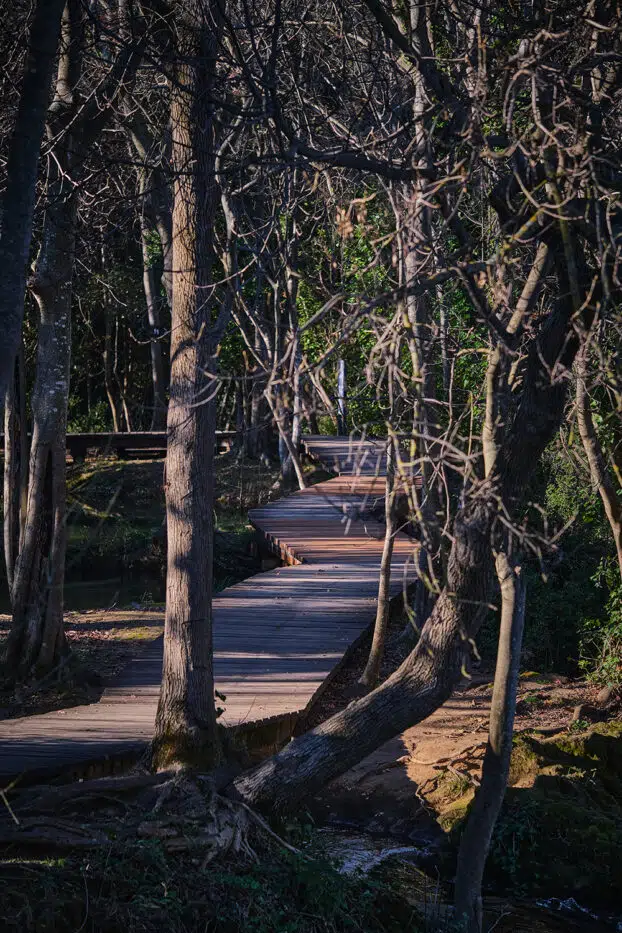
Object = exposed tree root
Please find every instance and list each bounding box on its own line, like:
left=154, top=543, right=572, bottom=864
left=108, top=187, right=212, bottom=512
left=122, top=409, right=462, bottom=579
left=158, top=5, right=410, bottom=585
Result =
left=0, top=770, right=298, bottom=864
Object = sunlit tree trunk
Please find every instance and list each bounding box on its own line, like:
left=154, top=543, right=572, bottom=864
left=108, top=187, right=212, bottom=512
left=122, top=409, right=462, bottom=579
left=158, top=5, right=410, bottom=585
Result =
left=153, top=0, right=227, bottom=771
left=453, top=556, right=526, bottom=933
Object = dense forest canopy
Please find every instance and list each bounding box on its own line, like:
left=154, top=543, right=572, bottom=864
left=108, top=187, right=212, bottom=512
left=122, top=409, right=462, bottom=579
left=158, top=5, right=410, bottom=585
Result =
left=0, top=1, right=621, bottom=931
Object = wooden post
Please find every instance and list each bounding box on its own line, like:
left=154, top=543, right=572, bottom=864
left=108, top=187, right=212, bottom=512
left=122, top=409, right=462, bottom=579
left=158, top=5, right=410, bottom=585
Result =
left=337, top=358, right=347, bottom=435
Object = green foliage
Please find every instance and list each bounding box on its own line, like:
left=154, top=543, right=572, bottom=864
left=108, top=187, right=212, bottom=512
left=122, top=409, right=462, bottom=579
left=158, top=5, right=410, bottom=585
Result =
left=67, top=399, right=111, bottom=433
left=486, top=726, right=622, bottom=903
left=143, top=228, right=163, bottom=269
left=0, top=840, right=422, bottom=933
left=578, top=558, right=622, bottom=686
left=522, top=443, right=614, bottom=673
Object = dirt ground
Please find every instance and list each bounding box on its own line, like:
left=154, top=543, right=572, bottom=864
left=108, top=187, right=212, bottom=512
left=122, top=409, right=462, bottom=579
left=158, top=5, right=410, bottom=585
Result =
left=0, top=609, right=164, bottom=720
left=310, top=670, right=599, bottom=837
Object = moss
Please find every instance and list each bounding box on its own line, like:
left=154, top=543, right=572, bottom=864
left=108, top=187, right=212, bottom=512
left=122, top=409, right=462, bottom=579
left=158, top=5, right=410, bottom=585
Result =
left=150, top=727, right=225, bottom=773
left=507, top=736, right=540, bottom=786
left=489, top=722, right=622, bottom=903
left=438, top=722, right=622, bottom=904
left=427, top=771, right=474, bottom=832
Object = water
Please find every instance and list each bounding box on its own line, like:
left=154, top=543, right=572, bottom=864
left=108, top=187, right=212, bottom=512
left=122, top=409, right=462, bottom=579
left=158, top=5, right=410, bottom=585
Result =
left=0, top=574, right=166, bottom=614
left=314, top=827, right=429, bottom=875
left=312, top=829, right=622, bottom=931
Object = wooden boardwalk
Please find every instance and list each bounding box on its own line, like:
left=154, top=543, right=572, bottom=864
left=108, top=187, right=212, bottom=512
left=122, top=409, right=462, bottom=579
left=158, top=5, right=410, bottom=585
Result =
left=0, top=436, right=416, bottom=782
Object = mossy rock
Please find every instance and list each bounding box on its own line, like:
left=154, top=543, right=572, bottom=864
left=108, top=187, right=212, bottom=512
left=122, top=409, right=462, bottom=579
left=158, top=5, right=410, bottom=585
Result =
left=447, top=721, right=622, bottom=905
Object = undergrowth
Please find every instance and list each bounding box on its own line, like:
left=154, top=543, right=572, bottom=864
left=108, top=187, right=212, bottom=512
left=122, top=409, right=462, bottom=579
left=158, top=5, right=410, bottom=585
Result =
left=0, top=839, right=422, bottom=933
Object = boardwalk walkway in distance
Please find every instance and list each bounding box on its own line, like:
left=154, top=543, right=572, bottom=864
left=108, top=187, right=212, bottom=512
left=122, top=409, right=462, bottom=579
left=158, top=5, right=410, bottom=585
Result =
left=0, top=436, right=416, bottom=783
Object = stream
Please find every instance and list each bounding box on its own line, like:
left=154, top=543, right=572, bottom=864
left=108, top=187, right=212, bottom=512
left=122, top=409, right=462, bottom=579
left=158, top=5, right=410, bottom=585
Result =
left=312, top=827, right=622, bottom=932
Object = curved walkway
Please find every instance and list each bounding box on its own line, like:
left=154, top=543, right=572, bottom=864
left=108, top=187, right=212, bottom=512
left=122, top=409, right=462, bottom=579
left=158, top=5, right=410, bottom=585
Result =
left=0, top=437, right=416, bottom=782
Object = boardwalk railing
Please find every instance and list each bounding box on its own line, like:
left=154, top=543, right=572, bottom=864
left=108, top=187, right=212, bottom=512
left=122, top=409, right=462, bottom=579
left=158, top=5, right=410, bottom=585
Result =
left=0, top=431, right=237, bottom=461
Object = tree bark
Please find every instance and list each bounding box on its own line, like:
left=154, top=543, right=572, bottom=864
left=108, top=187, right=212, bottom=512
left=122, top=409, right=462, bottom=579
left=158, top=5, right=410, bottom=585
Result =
left=453, top=556, right=526, bottom=933
left=4, top=0, right=143, bottom=680
left=101, top=241, right=123, bottom=432
left=152, top=0, right=226, bottom=771
left=3, top=345, right=29, bottom=597
left=125, top=111, right=173, bottom=431
left=360, top=436, right=396, bottom=687
left=140, top=208, right=168, bottom=430
left=4, top=1, right=83, bottom=679
left=0, top=0, right=65, bottom=402
left=576, top=351, right=622, bottom=577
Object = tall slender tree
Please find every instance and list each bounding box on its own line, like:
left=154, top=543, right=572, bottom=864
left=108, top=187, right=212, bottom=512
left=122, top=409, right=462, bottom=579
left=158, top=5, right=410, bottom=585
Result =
left=152, top=0, right=230, bottom=770
left=0, top=0, right=65, bottom=401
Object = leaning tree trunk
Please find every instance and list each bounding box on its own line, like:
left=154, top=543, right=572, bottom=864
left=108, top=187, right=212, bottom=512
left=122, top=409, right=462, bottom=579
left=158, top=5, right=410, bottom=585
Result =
left=0, top=0, right=65, bottom=401
left=232, top=262, right=590, bottom=812
left=453, top=555, right=527, bottom=933
left=152, top=1, right=225, bottom=771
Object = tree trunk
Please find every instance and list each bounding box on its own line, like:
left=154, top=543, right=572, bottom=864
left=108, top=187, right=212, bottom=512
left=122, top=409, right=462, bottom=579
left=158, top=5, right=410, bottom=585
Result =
left=6, top=183, right=77, bottom=677
left=360, top=436, right=396, bottom=687
left=0, top=0, right=65, bottom=401
left=4, top=0, right=143, bottom=679
left=576, top=351, right=622, bottom=577
left=152, top=0, right=225, bottom=771
left=453, top=556, right=526, bottom=933
left=232, top=269, right=589, bottom=811
left=3, top=0, right=84, bottom=679
left=336, top=358, right=347, bottom=434
left=101, top=239, right=123, bottom=433
left=103, top=308, right=122, bottom=432
left=140, top=214, right=167, bottom=430
left=3, top=345, right=29, bottom=597
left=266, top=386, right=307, bottom=489
left=117, top=318, right=133, bottom=431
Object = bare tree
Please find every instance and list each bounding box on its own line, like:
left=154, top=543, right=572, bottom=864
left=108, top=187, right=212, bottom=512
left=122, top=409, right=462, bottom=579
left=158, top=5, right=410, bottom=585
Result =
left=5, top=1, right=143, bottom=679
left=230, top=0, right=619, bottom=813
left=0, top=0, right=65, bottom=401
